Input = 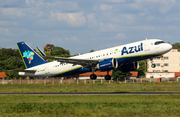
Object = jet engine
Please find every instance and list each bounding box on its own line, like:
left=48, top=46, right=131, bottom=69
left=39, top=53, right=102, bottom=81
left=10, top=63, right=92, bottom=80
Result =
left=119, top=61, right=139, bottom=72
left=96, top=58, right=118, bottom=71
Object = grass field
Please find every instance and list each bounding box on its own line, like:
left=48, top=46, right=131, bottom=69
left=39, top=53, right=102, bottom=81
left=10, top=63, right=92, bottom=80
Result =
left=0, top=95, right=180, bottom=116
left=0, top=82, right=180, bottom=116
left=0, top=82, right=180, bottom=92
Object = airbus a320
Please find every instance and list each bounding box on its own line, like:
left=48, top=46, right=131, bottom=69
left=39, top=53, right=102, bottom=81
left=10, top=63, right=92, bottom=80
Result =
left=15, top=39, right=172, bottom=80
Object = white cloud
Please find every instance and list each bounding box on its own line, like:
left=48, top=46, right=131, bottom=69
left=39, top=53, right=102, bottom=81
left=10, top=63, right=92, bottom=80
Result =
left=99, top=23, right=119, bottom=31
left=1, top=8, right=25, bottom=18
left=121, top=26, right=155, bottom=31
left=111, top=14, right=136, bottom=24
left=100, top=4, right=112, bottom=11
left=25, top=0, right=35, bottom=4
left=87, top=13, right=95, bottom=21
left=50, top=37, right=64, bottom=44
left=65, top=36, right=82, bottom=43
left=51, top=12, right=86, bottom=27
left=115, top=33, right=126, bottom=39
left=87, top=13, right=97, bottom=27
left=132, top=0, right=176, bottom=14
left=0, top=21, right=17, bottom=27
left=0, top=0, right=180, bottom=54
left=0, top=38, right=10, bottom=43
left=0, top=28, right=9, bottom=35
left=108, top=0, right=126, bottom=3
left=158, top=0, right=176, bottom=13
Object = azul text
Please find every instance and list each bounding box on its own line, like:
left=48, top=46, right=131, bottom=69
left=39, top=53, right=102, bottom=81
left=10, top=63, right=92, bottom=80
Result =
left=121, top=43, right=143, bottom=55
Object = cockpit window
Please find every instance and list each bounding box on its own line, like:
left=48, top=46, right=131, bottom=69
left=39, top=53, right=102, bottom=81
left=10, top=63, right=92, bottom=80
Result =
left=154, top=41, right=165, bottom=45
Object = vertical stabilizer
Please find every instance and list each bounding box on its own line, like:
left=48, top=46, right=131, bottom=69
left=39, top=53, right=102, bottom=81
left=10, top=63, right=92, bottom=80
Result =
left=17, top=41, right=48, bottom=69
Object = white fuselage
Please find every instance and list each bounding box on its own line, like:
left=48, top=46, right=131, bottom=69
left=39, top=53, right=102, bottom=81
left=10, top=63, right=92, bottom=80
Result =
left=19, top=39, right=172, bottom=77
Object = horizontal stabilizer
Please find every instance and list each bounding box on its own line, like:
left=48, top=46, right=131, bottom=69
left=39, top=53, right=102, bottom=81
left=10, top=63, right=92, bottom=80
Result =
left=10, top=69, right=36, bottom=73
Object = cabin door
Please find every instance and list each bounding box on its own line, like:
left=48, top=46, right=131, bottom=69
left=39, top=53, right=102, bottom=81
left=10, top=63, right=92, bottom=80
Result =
left=144, top=40, right=150, bottom=51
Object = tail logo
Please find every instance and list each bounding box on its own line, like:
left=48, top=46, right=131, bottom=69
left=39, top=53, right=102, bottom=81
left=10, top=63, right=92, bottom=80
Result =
left=23, top=50, right=34, bottom=64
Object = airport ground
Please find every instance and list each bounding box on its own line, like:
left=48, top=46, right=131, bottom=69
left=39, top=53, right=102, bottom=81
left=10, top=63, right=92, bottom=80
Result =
left=0, top=81, right=180, bottom=116
left=0, top=79, right=180, bottom=92
left=0, top=95, right=180, bottom=116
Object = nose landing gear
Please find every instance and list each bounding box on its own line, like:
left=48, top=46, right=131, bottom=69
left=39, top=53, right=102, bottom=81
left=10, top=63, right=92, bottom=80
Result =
left=150, top=58, right=156, bottom=68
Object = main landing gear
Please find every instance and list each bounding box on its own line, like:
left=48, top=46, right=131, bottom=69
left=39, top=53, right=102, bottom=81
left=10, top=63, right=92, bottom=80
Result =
left=105, top=71, right=111, bottom=80
left=90, top=67, right=97, bottom=80
left=150, top=58, right=156, bottom=68
left=90, top=74, right=97, bottom=80
left=90, top=68, right=111, bottom=80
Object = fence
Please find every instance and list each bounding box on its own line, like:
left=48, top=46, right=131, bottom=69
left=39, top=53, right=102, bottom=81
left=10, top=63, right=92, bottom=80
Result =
left=0, top=78, right=180, bottom=85
left=127, top=78, right=178, bottom=83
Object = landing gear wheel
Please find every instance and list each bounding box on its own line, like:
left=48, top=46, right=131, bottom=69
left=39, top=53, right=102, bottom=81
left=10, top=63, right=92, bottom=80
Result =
left=90, top=74, right=97, bottom=80
left=151, top=64, right=156, bottom=68
left=105, top=75, right=111, bottom=80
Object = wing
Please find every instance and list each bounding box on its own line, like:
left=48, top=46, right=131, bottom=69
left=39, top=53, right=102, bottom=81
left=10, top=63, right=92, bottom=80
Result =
left=44, top=56, right=99, bottom=67
left=36, top=47, right=103, bottom=68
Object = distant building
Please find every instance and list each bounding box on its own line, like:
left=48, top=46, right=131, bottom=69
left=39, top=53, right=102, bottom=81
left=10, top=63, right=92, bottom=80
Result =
left=147, top=49, right=180, bottom=73
left=44, top=47, right=51, bottom=53
left=146, top=49, right=180, bottom=78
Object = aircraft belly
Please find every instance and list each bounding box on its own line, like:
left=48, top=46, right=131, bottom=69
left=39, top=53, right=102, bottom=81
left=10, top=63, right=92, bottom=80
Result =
left=49, top=65, right=83, bottom=77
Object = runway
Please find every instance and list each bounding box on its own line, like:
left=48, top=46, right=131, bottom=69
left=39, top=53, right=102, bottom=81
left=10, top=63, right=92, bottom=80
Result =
left=0, top=92, right=180, bottom=95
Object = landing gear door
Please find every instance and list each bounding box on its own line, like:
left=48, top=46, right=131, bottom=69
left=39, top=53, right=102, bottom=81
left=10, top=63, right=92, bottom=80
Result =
left=144, top=40, right=150, bottom=51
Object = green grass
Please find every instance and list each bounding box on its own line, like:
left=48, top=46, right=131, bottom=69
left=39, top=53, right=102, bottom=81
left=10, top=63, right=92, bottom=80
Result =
left=0, top=95, right=180, bottom=116
left=0, top=82, right=180, bottom=92
left=0, top=82, right=180, bottom=116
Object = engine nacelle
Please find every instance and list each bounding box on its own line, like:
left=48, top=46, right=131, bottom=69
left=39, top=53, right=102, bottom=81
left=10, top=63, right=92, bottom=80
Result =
left=119, top=61, right=139, bottom=72
left=96, top=58, right=118, bottom=71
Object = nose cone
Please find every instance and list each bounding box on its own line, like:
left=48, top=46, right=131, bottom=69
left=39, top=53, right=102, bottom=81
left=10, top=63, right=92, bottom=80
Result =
left=167, top=43, right=172, bottom=51
left=163, top=43, right=172, bottom=53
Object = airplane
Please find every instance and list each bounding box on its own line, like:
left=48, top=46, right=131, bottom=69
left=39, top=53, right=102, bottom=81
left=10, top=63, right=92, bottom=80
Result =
left=15, top=39, right=172, bottom=80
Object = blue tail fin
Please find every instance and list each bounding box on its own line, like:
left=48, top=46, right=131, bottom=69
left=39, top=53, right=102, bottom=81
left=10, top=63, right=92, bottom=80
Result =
left=17, top=41, right=48, bottom=69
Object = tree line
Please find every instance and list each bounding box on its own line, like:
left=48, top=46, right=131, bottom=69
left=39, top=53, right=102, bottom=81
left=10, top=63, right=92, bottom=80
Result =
left=44, top=44, right=71, bottom=57
left=0, top=48, right=25, bottom=79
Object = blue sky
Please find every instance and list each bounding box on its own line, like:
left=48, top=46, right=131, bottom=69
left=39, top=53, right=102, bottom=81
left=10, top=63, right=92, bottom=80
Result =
left=0, top=0, right=179, bottom=55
